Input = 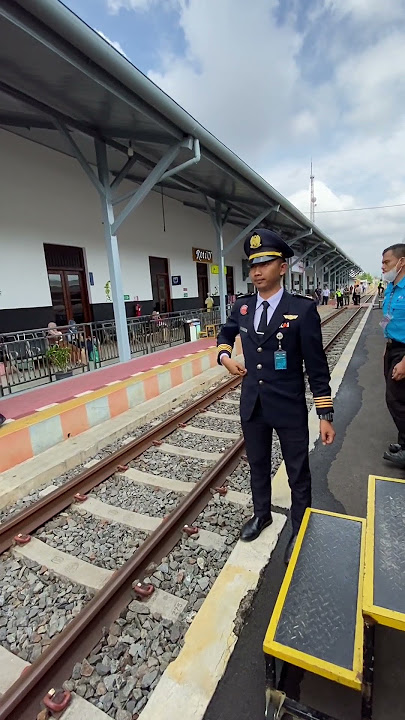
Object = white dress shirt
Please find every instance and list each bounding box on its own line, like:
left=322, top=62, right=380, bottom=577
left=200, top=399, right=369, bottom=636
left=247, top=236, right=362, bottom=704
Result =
left=220, top=287, right=284, bottom=363
left=254, top=287, right=284, bottom=332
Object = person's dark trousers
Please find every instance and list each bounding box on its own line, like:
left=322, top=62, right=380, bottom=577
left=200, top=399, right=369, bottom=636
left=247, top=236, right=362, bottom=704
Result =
left=241, top=398, right=312, bottom=535
left=322, top=297, right=328, bottom=305
left=384, top=343, right=405, bottom=448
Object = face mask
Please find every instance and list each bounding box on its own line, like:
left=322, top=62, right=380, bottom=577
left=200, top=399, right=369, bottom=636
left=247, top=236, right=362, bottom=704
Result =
left=383, top=260, right=403, bottom=283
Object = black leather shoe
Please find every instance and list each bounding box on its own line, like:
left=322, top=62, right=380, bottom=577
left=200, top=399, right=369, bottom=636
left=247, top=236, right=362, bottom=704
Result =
left=389, top=443, right=402, bottom=453
left=383, top=449, right=405, bottom=469
left=0, top=414, right=5, bottom=428
left=284, top=534, right=297, bottom=565
left=240, top=515, right=272, bottom=542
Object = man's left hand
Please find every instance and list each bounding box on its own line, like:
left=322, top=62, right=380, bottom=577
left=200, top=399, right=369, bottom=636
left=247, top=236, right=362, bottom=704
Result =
left=320, top=420, right=335, bottom=445
left=392, top=358, right=405, bottom=381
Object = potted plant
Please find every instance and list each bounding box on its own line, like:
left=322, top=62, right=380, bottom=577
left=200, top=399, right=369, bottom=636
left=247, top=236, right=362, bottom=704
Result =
left=46, top=344, right=73, bottom=380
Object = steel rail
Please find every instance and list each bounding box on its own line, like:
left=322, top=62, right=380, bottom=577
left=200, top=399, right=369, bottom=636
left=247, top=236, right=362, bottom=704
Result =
left=0, top=375, right=241, bottom=554
left=0, top=437, right=245, bottom=720
left=323, top=305, right=366, bottom=351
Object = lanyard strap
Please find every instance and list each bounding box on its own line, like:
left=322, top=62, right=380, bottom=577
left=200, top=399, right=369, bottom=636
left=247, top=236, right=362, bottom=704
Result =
left=386, top=285, right=398, bottom=316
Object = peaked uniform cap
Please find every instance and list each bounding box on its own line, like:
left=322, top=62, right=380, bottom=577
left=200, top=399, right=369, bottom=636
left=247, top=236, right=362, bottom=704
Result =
left=244, top=229, right=294, bottom=265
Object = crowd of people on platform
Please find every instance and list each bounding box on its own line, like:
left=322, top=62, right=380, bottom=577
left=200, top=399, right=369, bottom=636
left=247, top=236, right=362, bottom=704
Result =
left=311, top=281, right=366, bottom=307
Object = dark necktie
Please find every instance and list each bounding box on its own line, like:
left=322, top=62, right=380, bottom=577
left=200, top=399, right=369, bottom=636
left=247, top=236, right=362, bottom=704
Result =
left=257, top=300, right=269, bottom=335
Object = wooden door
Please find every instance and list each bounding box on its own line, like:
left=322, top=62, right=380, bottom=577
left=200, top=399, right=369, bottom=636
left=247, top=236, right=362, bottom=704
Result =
left=45, top=244, right=91, bottom=325
left=197, top=263, right=208, bottom=307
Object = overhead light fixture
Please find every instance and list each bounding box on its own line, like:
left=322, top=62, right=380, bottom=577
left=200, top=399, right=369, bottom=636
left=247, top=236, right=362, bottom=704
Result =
left=128, top=141, right=134, bottom=158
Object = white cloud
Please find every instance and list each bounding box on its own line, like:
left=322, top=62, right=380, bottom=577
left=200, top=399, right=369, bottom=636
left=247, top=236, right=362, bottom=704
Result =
left=96, top=29, right=129, bottom=57
left=325, top=0, right=404, bottom=23
left=103, top=0, right=405, bottom=274
left=149, top=0, right=324, bottom=164
left=107, top=0, right=176, bottom=13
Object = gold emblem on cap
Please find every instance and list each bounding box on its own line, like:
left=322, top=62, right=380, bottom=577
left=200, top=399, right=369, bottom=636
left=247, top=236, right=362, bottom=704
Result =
left=250, top=234, right=261, bottom=249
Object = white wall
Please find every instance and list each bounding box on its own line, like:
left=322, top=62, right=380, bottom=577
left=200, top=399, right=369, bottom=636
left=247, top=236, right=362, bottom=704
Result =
left=0, top=130, right=248, bottom=313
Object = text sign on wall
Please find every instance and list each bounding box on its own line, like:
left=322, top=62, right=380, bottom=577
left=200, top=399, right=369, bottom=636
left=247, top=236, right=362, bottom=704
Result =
left=192, top=247, right=213, bottom=263
left=291, top=256, right=305, bottom=274
left=211, top=265, right=227, bottom=275
left=171, top=276, right=181, bottom=285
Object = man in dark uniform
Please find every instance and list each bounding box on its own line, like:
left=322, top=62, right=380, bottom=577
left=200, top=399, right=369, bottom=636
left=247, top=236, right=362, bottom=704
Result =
left=217, top=229, right=335, bottom=564
left=380, top=244, right=405, bottom=468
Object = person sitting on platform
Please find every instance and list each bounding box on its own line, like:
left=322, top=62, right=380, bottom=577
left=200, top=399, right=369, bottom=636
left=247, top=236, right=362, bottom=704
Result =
left=47, top=322, right=62, bottom=343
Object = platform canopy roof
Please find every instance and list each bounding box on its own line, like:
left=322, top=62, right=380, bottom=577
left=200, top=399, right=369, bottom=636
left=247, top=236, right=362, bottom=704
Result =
left=0, top=0, right=361, bottom=274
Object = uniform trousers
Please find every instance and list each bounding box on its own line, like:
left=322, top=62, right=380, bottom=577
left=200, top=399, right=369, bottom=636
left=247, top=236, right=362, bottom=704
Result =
left=384, top=342, right=405, bottom=448
left=241, top=396, right=312, bottom=535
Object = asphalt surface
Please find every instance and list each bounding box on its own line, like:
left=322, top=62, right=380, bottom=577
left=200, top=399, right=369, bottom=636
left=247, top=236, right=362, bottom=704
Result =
left=203, top=307, right=405, bottom=720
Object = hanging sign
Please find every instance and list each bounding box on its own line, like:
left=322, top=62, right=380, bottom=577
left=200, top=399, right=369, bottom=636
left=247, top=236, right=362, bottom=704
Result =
left=192, top=248, right=213, bottom=263
left=291, top=256, right=305, bottom=274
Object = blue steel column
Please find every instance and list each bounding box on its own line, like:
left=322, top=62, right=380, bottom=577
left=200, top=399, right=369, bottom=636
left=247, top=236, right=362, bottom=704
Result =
left=215, top=200, right=227, bottom=324
left=95, top=140, right=131, bottom=363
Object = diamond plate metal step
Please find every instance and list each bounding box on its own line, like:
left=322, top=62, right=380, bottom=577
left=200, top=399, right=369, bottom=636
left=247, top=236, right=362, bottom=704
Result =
left=364, top=475, right=405, bottom=632
left=263, top=508, right=365, bottom=690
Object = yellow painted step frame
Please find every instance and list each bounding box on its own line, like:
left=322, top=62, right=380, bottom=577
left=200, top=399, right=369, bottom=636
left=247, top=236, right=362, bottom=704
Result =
left=363, top=474, right=405, bottom=632
left=263, top=508, right=366, bottom=691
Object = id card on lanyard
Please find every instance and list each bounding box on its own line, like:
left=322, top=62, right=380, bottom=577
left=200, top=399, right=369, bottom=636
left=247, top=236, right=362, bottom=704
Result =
left=274, top=332, right=287, bottom=370
left=380, top=287, right=396, bottom=331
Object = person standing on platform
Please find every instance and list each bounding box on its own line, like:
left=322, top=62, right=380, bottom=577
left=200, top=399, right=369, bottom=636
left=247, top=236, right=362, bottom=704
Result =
left=217, top=229, right=335, bottom=564
left=380, top=244, right=405, bottom=469
left=205, top=292, right=214, bottom=312
left=343, top=286, right=350, bottom=306
left=336, top=288, right=343, bottom=308
left=322, top=286, right=330, bottom=305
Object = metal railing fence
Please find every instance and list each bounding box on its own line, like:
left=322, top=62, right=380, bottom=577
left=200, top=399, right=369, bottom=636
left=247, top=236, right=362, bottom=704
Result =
left=0, top=307, right=223, bottom=395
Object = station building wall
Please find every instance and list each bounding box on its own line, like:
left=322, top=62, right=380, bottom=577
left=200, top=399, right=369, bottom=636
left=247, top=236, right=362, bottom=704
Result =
left=0, top=130, right=248, bottom=332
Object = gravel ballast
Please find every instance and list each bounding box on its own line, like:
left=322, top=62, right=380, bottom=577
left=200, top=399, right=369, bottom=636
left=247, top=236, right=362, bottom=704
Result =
left=165, top=429, right=233, bottom=452
left=0, top=555, right=91, bottom=663
left=131, top=448, right=211, bottom=484
left=93, top=479, right=182, bottom=518
left=35, top=513, right=147, bottom=571
left=65, top=532, right=233, bottom=719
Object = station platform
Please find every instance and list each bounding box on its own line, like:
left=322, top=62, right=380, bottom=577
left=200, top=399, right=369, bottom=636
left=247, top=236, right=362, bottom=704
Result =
left=0, top=338, right=228, bottom=473
left=203, top=305, right=405, bottom=720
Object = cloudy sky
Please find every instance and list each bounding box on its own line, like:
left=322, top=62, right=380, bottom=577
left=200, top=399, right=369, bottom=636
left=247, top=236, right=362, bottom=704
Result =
left=63, top=0, right=405, bottom=275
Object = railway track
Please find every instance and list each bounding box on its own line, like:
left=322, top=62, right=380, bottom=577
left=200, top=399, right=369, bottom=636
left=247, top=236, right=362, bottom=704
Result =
left=0, top=297, right=374, bottom=720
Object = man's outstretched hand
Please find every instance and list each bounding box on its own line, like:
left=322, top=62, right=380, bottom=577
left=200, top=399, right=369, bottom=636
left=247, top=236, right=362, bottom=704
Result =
left=222, top=357, right=247, bottom=377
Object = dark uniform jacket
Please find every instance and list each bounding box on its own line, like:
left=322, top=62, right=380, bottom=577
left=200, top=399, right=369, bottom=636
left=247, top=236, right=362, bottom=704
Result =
left=217, top=290, right=333, bottom=428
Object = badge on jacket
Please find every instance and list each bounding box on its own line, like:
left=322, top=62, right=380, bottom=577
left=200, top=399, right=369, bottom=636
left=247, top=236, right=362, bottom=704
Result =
left=284, top=314, right=298, bottom=320
left=240, top=305, right=248, bottom=315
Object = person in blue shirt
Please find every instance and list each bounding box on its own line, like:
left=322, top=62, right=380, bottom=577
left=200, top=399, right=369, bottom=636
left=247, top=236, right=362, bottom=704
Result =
left=381, top=243, right=405, bottom=468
